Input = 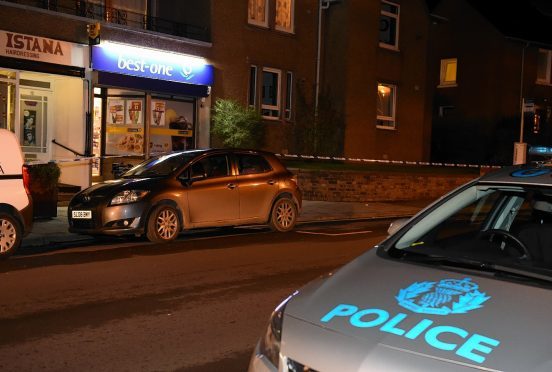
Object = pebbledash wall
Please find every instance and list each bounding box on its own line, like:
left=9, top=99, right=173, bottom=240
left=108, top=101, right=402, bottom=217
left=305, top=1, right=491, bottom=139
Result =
left=294, top=169, right=477, bottom=202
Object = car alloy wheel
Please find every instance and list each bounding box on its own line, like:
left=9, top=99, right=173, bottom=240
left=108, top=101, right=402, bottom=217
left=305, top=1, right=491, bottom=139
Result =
left=269, top=197, right=297, bottom=232
left=0, top=213, right=21, bottom=258
left=147, top=205, right=180, bottom=243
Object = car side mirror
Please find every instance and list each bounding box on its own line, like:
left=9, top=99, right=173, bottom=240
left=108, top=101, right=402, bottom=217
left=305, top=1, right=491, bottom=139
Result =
left=179, top=172, right=206, bottom=187
left=387, top=218, right=409, bottom=236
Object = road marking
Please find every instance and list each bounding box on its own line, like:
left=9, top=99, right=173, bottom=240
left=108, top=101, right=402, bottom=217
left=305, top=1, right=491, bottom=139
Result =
left=296, top=230, right=372, bottom=236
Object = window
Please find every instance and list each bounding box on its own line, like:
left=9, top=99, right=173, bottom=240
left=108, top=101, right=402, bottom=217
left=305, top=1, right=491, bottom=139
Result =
left=237, top=154, right=272, bottom=175
left=192, top=155, right=230, bottom=179
left=285, top=72, right=293, bottom=120
left=376, top=83, right=396, bottom=129
left=439, top=58, right=458, bottom=87
left=275, top=0, right=294, bottom=33
left=379, top=1, right=400, bottom=50
left=262, top=68, right=281, bottom=119
left=249, top=66, right=257, bottom=107
left=537, top=49, right=552, bottom=85
left=248, top=0, right=268, bottom=27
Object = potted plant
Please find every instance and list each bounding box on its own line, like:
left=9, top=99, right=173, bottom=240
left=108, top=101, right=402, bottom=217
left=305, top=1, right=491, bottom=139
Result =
left=27, top=161, right=61, bottom=219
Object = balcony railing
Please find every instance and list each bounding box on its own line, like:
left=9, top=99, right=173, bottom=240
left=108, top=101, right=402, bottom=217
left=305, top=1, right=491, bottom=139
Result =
left=4, top=0, right=211, bottom=42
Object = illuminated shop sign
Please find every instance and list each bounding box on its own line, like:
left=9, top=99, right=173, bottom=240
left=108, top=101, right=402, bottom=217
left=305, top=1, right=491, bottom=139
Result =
left=0, top=30, right=85, bottom=67
left=320, top=278, right=500, bottom=364
left=92, top=42, right=214, bottom=86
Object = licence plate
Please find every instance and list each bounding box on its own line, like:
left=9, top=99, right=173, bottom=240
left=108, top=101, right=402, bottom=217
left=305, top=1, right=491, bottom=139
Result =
left=72, top=210, right=92, bottom=219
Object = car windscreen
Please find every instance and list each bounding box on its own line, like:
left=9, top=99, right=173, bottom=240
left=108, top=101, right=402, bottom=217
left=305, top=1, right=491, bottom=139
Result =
left=122, top=152, right=196, bottom=178
left=388, top=184, right=552, bottom=280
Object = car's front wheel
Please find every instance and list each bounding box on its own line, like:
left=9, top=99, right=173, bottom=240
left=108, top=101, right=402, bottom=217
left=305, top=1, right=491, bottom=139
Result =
left=0, top=213, right=22, bottom=259
left=269, top=197, right=297, bottom=232
left=146, top=205, right=180, bottom=243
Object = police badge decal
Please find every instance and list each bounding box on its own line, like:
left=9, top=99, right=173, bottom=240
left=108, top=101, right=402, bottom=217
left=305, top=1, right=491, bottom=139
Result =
left=396, top=278, right=490, bottom=315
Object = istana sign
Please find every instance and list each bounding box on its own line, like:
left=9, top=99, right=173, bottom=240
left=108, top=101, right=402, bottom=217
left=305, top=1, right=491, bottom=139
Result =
left=92, top=42, right=214, bottom=86
left=0, top=30, right=83, bottom=67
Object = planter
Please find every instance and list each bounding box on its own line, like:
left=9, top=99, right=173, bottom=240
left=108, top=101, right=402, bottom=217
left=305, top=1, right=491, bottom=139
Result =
left=27, top=162, right=61, bottom=219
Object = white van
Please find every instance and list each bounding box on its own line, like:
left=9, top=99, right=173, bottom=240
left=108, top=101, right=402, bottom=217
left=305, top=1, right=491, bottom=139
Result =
left=0, top=128, right=33, bottom=258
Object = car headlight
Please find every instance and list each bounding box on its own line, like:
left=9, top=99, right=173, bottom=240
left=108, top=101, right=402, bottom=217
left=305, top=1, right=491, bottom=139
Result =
left=110, top=190, right=149, bottom=206
left=258, top=291, right=297, bottom=367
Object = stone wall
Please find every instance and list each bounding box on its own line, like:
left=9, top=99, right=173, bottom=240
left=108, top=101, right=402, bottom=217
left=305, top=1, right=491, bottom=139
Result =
left=293, top=169, right=476, bottom=202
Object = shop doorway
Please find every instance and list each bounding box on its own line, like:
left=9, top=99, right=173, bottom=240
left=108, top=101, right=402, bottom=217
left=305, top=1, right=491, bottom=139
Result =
left=19, top=87, right=52, bottom=162
left=0, top=69, right=18, bottom=132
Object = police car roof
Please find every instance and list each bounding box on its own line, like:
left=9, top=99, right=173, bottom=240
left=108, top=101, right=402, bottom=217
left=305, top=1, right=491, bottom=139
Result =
left=478, top=164, right=552, bottom=186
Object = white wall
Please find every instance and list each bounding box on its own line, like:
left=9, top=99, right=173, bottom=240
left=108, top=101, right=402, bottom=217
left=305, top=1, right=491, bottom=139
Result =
left=52, top=76, right=90, bottom=190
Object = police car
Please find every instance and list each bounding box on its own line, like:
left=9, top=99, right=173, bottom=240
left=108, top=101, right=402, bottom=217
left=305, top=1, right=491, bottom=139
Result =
left=250, top=164, right=552, bottom=371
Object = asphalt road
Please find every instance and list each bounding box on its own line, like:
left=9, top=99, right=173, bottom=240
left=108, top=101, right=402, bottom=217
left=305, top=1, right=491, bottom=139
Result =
left=0, top=220, right=392, bottom=371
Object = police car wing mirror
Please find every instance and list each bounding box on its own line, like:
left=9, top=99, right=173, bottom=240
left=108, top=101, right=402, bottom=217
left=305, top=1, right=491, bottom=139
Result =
left=388, top=218, right=409, bottom=236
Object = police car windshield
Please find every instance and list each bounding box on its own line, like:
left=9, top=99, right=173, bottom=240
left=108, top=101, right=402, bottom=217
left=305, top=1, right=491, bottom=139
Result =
left=390, top=184, right=552, bottom=276
left=122, top=152, right=195, bottom=178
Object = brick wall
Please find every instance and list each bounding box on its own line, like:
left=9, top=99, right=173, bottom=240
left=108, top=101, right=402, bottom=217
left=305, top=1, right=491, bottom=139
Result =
left=294, top=169, right=476, bottom=202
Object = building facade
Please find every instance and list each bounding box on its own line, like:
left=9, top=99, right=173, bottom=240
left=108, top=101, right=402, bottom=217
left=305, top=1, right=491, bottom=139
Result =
left=428, top=0, right=552, bottom=164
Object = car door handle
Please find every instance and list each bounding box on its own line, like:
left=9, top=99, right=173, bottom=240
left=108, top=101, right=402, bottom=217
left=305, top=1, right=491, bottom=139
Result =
left=227, top=183, right=237, bottom=189
left=267, top=180, right=275, bottom=185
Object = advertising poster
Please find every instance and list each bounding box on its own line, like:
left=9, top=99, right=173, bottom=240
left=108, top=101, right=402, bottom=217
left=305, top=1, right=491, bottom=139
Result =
left=106, top=98, right=144, bottom=156
left=149, top=100, right=194, bottom=154
left=126, top=99, right=143, bottom=125
left=107, top=99, right=124, bottom=125
left=22, top=109, right=37, bottom=146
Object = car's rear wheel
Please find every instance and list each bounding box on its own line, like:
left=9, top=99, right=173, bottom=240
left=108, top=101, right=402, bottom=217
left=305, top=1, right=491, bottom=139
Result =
left=0, top=213, right=22, bottom=259
left=146, top=205, right=180, bottom=243
left=269, top=197, right=297, bottom=232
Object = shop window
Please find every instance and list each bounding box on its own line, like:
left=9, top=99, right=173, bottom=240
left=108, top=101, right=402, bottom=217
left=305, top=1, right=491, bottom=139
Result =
left=275, top=0, right=294, bottom=33
left=105, top=93, right=145, bottom=156
left=248, top=0, right=269, bottom=28
left=379, top=0, right=400, bottom=50
left=150, top=98, right=195, bottom=154
left=376, top=83, right=396, bottom=129
left=439, top=58, right=458, bottom=87
left=285, top=71, right=293, bottom=120
left=537, top=49, right=552, bottom=85
left=249, top=65, right=257, bottom=107
left=262, top=68, right=281, bottom=119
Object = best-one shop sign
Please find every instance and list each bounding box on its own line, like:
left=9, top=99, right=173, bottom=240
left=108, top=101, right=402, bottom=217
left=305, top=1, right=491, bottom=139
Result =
left=92, top=42, right=214, bottom=86
left=0, top=30, right=83, bottom=67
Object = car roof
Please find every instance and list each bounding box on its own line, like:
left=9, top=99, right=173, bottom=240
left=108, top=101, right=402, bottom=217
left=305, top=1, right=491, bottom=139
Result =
left=479, top=164, right=552, bottom=187
left=165, top=148, right=275, bottom=157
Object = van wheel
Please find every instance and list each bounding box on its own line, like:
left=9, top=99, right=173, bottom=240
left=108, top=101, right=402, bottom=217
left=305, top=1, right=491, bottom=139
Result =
left=269, top=197, right=297, bottom=232
left=0, top=213, right=21, bottom=259
left=146, top=205, right=180, bottom=243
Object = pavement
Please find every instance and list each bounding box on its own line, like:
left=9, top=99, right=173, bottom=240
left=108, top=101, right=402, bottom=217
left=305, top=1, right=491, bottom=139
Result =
left=21, top=199, right=433, bottom=249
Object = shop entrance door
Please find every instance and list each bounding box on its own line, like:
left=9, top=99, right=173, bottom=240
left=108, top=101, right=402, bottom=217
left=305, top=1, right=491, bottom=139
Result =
left=19, top=88, right=52, bottom=162
left=0, top=69, right=18, bottom=132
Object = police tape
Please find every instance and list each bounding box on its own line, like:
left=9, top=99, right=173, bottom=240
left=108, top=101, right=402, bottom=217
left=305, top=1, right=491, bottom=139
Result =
left=275, top=153, right=502, bottom=169
left=24, top=152, right=502, bottom=169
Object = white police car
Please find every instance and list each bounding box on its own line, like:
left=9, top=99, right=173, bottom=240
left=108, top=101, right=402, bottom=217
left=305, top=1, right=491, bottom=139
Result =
left=250, top=165, right=552, bottom=371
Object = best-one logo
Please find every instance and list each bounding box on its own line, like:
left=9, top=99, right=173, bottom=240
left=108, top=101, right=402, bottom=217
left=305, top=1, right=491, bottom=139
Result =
left=320, top=278, right=500, bottom=364
left=117, top=55, right=174, bottom=77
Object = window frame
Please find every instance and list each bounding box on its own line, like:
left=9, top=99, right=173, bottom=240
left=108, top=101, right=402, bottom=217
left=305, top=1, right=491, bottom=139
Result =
left=275, top=0, right=295, bottom=34
left=379, top=0, right=400, bottom=51
left=285, top=71, right=293, bottom=121
left=536, top=49, right=552, bottom=85
left=438, top=58, right=458, bottom=88
left=261, top=67, right=282, bottom=120
left=376, top=82, right=397, bottom=130
left=248, top=0, right=269, bottom=28
left=248, top=65, right=258, bottom=107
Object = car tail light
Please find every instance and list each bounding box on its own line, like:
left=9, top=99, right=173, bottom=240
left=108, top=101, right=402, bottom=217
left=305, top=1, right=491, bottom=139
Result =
left=22, top=165, right=31, bottom=195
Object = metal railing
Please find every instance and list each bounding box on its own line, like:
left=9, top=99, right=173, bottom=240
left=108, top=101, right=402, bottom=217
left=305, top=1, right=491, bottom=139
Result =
left=4, top=0, right=210, bottom=42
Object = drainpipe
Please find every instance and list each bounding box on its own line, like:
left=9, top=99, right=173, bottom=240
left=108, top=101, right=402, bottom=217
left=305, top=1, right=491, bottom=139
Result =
left=315, top=0, right=339, bottom=117
left=514, top=42, right=529, bottom=165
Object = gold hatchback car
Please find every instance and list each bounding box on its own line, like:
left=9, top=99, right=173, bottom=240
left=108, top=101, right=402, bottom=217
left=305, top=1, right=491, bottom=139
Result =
left=68, top=149, right=302, bottom=242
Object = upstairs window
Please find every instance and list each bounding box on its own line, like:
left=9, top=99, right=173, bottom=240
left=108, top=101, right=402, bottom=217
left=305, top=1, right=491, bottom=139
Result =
left=376, top=83, right=397, bottom=130
left=248, top=0, right=269, bottom=27
left=439, top=58, right=458, bottom=87
left=262, top=68, right=282, bottom=119
left=249, top=66, right=258, bottom=107
left=537, top=49, right=552, bottom=85
left=379, top=0, right=400, bottom=50
left=275, top=0, right=294, bottom=33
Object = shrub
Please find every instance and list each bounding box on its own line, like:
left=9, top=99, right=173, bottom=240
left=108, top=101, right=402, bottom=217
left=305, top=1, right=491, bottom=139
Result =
left=212, top=99, right=263, bottom=148
left=27, top=162, right=61, bottom=193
